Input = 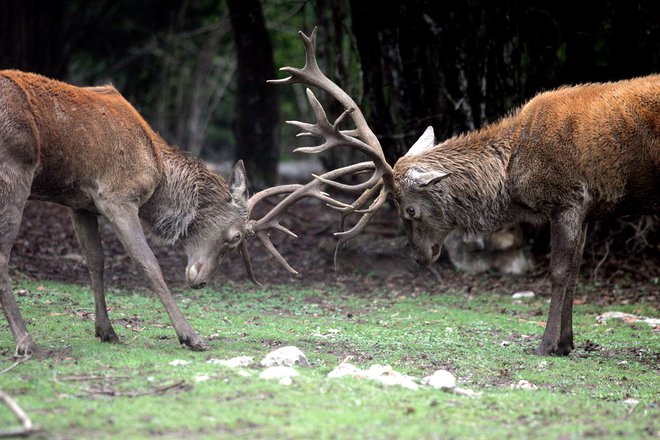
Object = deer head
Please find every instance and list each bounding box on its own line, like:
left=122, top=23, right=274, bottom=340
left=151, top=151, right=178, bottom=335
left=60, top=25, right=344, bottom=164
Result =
left=393, top=129, right=453, bottom=265
left=182, top=161, right=250, bottom=289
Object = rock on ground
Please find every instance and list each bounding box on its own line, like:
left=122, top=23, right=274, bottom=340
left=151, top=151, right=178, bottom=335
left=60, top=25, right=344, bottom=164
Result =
left=421, top=370, right=457, bottom=390
left=259, top=366, right=300, bottom=380
left=327, top=363, right=419, bottom=391
left=207, top=356, right=254, bottom=368
left=261, top=346, right=310, bottom=367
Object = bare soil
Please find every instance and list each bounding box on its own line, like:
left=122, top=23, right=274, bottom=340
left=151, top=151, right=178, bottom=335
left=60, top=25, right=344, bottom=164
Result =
left=9, top=200, right=659, bottom=306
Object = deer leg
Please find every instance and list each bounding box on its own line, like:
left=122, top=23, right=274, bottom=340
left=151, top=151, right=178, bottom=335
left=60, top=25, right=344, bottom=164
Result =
left=70, top=209, right=119, bottom=343
left=0, top=170, right=44, bottom=356
left=537, top=209, right=586, bottom=356
left=95, top=201, right=208, bottom=351
left=556, top=222, right=588, bottom=354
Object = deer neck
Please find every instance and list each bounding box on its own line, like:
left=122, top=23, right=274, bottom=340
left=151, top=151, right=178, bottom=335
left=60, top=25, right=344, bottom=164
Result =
left=140, top=147, right=232, bottom=245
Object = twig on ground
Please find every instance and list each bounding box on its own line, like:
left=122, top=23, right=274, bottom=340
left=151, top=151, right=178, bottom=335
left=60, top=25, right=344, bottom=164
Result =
left=0, top=389, right=41, bottom=438
left=57, top=374, right=131, bottom=382
left=54, top=374, right=192, bottom=399
left=81, top=380, right=191, bottom=398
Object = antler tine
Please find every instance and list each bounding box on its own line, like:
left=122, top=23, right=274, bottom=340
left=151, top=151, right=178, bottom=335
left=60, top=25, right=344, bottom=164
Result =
left=290, top=89, right=385, bottom=166
left=267, top=28, right=341, bottom=105
left=332, top=185, right=389, bottom=270
left=239, top=241, right=262, bottom=286
left=329, top=180, right=383, bottom=215
left=247, top=184, right=302, bottom=219
left=255, top=230, right=299, bottom=274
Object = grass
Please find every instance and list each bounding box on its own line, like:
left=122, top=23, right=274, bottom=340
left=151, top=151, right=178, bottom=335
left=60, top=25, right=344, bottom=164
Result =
left=0, top=279, right=658, bottom=439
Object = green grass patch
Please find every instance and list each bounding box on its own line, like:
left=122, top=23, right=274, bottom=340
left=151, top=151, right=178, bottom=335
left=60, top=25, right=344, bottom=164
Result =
left=0, top=280, right=658, bottom=439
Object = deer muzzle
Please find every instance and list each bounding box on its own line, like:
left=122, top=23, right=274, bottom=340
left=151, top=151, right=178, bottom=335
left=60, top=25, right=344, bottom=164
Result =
left=413, top=243, right=442, bottom=266
left=186, top=262, right=208, bottom=289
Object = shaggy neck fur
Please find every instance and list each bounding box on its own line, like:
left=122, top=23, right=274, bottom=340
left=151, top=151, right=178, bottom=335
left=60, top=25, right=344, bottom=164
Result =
left=140, top=145, right=237, bottom=245
left=394, top=119, right=516, bottom=236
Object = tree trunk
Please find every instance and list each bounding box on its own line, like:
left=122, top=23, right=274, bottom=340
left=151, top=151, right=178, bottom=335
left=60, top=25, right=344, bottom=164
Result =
left=227, top=0, right=279, bottom=190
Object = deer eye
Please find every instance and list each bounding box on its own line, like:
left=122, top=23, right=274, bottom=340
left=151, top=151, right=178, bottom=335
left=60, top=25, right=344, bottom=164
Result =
left=227, top=232, right=241, bottom=245
left=406, top=206, right=416, bottom=217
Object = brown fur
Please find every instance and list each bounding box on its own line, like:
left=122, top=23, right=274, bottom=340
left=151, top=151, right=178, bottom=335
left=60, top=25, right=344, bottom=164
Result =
left=0, top=70, right=248, bottom=355
left=393, top=74, right=659, bottom=355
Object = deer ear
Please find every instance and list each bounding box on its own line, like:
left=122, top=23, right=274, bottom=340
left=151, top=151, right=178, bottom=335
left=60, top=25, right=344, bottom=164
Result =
left=404, top=126, right=436, bottom=156
left=407, top=167, right=450, bottom=189
left=229, top=160, right=248, bottom=204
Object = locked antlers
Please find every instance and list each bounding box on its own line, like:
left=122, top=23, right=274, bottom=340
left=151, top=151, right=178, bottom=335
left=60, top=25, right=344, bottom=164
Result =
left=247, top=28, right=394, bottom=274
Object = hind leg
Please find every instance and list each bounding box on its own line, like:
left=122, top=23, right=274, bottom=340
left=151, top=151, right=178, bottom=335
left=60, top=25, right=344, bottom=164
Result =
left=70, top=209, right=119, bottom=343
left=0, top=167, right=44, bottom=356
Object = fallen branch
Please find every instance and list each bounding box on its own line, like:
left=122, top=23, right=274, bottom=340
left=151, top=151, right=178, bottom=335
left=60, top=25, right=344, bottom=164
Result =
left=94, top=380, right=190, bottom=398
left=56, top=374, right=130, bottom=382
left=72, top=380, right=192, bottom=398
left=0, top=389, right=41, bottom=438
left=0, top=355, right=31, bottom=376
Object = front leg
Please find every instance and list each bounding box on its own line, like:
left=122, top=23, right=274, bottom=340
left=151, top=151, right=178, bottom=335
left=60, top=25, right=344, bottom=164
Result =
left=537, top=209, right=587, bottom=356
left=556, top=222, right=588, bottom=353
left=96, top=201, right=208, bottom=351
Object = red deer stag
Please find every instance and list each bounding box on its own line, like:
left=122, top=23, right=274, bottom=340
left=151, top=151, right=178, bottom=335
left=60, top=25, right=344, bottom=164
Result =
left=271, top=29, right=659, bottom=356
left=0, top=69, right=336, bottom=356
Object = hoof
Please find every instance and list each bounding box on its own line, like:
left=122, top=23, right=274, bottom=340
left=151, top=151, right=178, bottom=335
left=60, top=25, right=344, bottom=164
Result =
left=16, top=341, right=49, bottom=359
left=557, top=334, right=575, bottom=355
left=535, top=342, right=571, bottom=357
left=96, top=328, right=120, bottom=344
left=554, top=343, right=574, bottom=356
left=178, top=334, right=209, bottom=351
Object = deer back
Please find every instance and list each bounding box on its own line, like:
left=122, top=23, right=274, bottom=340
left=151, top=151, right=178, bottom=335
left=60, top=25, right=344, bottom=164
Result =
left=0, top=70, right=164, bottom=210
left=508, top=74, right=659, bottom=216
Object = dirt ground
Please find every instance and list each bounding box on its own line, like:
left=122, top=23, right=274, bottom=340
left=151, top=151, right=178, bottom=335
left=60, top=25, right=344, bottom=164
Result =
left=9, top=199, right=659, bottom=306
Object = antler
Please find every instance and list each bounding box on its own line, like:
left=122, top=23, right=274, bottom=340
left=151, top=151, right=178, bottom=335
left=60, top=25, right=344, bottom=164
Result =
left=246, top=28, right=394, bottom=276
left=245, top=161, right=376, bottom=274
left=263, top=28, right=394, bottom=267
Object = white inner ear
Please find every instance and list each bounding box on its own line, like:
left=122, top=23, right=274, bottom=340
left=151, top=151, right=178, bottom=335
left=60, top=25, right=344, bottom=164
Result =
left=407, top=168, right=450, bottom=188
left=404, top=125, right=436, bottom=157
left=229, top=162, right=248, bottom=204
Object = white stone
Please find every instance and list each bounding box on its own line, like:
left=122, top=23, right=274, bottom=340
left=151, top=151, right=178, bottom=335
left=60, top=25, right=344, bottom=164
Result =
left=512, top=291, right=535, bottom=299
left=327, top=363, right=418, bottom=390
left=168, top=359, right=191, bottom=366
left=194, top=374, right=210, bottom=383
left=261, top=346, right=310, bottom=367
left=421, top=370, right=457, bottom=390
left=207, top=356, right=254, bottom=368
left=365, top=365, right=419, bottom=390
left=279, top=377, right=293, bottom=386
left=512, top=379, right=538, bottom=390
left=327, top=363, right=363, bottom=379
left=596, top=311, right=659, bottom=327
left=259, top=366, right=300, bottom=380
left=450, top=387, right=481, bottom=397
